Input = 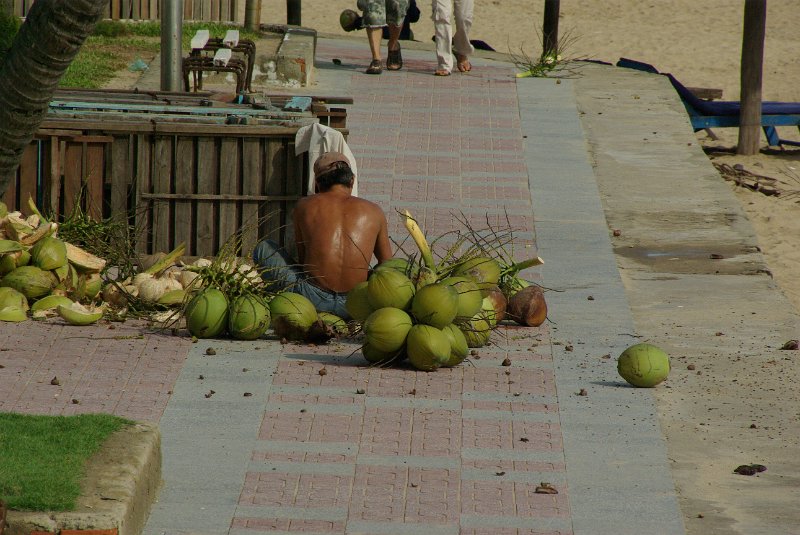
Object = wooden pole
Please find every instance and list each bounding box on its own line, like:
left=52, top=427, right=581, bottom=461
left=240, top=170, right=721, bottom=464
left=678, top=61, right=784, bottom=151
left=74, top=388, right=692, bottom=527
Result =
left=244, top=0, right=261, bottom=31
left=286, top=0, right=301, bottom=26
left=542, top=0, right=560, bottom=57
left=737, top=0, right=767, bottom=155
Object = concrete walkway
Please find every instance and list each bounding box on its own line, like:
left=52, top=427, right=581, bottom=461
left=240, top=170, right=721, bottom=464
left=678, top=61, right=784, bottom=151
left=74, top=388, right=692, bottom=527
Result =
left=141, top=38, right=684, bottom=534
left=6, top=33, right=797, bottom=535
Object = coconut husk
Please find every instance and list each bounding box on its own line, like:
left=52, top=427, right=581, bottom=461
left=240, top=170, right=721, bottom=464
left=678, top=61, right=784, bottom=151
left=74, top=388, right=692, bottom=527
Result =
left=507, top=285, right=547, bottom=327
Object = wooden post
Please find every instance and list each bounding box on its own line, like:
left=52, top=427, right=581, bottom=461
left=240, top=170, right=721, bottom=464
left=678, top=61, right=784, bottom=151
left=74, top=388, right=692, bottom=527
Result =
left=244, top=0, right=260, bottom=31
left=542, top=0, right=560, bottom=58
left=737, top=0, right=767, bottom=155
left=286, top=0, right=300, bottom=26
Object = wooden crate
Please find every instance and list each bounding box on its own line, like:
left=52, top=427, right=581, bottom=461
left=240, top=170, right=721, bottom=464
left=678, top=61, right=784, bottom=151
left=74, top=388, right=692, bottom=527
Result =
left=2, top=90, right=351, bottom=258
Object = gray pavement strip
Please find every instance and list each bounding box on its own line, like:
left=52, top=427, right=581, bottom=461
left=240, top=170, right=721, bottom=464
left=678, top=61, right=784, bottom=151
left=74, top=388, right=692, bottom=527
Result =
left=461, top=408, right=559, bottom=422
left=344, top=521, right=458, bottom=535
left=519, top=74, right=684, bottom=534
left=461, top=448, right=565, bottom=463
left=461, top=468, right=568, bottom=484
left=255, top=440, right=359, bottom=455
left=356, top=454, right=460, bottom=470
left=461, top=391, right=557, bottom=404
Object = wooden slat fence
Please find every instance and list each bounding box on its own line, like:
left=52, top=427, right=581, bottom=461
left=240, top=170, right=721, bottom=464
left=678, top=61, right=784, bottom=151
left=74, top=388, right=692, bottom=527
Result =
left=2, top=122, right=308, bottom=258
left=12, top=0, right=239, bottom=22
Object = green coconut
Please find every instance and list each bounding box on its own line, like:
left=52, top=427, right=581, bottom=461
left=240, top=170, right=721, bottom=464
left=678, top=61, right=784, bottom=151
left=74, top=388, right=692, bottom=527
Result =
left=0, top=254, right=16, bottom=276
left=345, top=281, right=374, bottom=322
left=185, top=287, right=229, bottom=338
left=0, top=240, right=23, bottom=254
left=454, top=256, right=502, bottom=295
left=411, top=282, right=459, bottom=329
left=617, top=343, right=671, bottom=388
left=269, top=291, right=317, bottom=341
left=16, top=249, right=31, bottom=267
left=57, top=302, right=103, bottom=325
left=362, top=342, right=402, bottom=364
left=31, top=236, right=67, bottom=271
left=0, top=286, right=29, bottom=311
left=0, top=265, right=55, bottom=300
left=460, top=313, right=492, bottom=348
left=376, top=257, right=418, bottom=279
left=406, top=324, right=451, bottom=372
left=481, top=296, right=499, bottom=327
left=31, top=295, right=73, bottom=313
left=442, top=324, right=469, bottom=367
left=441, top=276, right=483, bottom=319
left=84, top=273, right=103, bottom=300
left=413, top=266, right=437, bottom=290
left=157, top=289, right=187, bottom=307
left=0, top=306, right=27, bottom=322
left=228, top=294, right=271, bottom=340
left=367, top=269, right=415, bottom=310
left=363, top=307, right=412, bottom=353
left=318, top=311, right=349, bottom=336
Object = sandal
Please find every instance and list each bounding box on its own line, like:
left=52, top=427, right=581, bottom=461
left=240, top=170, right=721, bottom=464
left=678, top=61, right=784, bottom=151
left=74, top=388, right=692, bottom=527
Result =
left=434, top=69, right=451, bottom=76
left=386, top=46, right=403, bottom=70
left=365, top=59, right=383, bottom=75
left=456, top=54, right=472, bottom=72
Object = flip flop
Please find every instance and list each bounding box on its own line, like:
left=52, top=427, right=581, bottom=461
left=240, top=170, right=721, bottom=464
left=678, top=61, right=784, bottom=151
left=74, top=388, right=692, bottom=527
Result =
left=387, top=47, right=403, bottom=70
left=365, top=59, right=383, bottom=75
left=434, top=69, right=451, bottom=76
left=456, top=54, right=472, bottom=72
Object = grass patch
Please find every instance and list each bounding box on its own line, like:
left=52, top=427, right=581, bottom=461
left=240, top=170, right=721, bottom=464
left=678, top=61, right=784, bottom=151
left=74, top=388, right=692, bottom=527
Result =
left=0, top=412, right=132, bottom=511
left=60, top=19, right=260, bottom=89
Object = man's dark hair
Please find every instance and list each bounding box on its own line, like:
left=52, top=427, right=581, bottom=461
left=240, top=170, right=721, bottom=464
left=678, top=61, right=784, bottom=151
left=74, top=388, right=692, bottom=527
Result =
left=316, top=165, right=354, bottom=191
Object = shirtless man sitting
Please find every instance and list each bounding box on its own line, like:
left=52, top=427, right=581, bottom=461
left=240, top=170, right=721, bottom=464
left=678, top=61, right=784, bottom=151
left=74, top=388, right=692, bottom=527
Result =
left=253, top=151, right=393, bottom=319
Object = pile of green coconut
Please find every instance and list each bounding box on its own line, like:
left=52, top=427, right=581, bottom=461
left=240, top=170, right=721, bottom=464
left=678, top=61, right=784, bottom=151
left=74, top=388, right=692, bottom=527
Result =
left=0, top=201, right=108, bottom=325
left=342, top=210, right=547, bottom=372
left=0, top=202, right=549, bottom=372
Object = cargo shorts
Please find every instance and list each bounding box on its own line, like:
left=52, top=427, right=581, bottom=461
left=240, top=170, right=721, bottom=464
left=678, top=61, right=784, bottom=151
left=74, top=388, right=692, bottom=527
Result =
left=358, top=0, right=410, bottom=27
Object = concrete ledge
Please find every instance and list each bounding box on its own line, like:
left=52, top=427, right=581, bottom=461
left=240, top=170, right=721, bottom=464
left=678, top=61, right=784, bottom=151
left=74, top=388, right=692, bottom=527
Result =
left=268, top=25, right=317, bottom=86
left=7, top=423, right=161, bottom=535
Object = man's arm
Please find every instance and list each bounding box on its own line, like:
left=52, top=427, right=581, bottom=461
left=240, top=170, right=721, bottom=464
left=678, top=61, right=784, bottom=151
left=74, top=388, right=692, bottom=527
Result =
left=374, top=213, right=393, bottom=263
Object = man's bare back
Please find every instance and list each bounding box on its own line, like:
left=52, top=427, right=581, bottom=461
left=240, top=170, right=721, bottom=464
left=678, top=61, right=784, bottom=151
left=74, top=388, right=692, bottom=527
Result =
left=294, top=186, right=392, bottom=293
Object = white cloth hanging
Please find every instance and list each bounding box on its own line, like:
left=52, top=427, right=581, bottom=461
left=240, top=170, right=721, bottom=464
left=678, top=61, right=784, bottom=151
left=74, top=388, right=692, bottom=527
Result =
left=295, top=123, right=359, bottom=197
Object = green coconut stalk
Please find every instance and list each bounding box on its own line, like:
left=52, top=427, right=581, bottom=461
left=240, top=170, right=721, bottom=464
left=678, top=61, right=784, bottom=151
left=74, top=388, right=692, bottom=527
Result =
left=404, top=210, right=436, bottom=274
left=142, top=242, right=186, bottom=276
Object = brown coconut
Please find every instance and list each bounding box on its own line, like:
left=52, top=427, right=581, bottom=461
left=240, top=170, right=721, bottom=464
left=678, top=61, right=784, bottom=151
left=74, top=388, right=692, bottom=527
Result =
left=507, top=285, right=547, bottom=327
left=484, top=285, right=508, bottom=323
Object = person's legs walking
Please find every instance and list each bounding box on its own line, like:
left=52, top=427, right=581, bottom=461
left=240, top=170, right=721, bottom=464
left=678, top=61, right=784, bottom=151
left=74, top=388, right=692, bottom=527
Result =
left=386, top=0, right=408, bottom=70
left=453, top=0, right=474, bottom=72
left=361, top=0, right=388, bottom=73
left=431, top=0, right=454, bottom=75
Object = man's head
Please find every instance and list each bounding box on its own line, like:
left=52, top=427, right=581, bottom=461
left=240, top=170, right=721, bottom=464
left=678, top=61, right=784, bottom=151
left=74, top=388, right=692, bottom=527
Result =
left=314, top=151, right=355, bottom=192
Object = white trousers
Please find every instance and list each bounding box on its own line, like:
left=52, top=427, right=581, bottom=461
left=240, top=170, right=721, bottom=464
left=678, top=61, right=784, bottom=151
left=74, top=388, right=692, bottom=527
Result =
left=431, top=0, right=474, bottom=72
